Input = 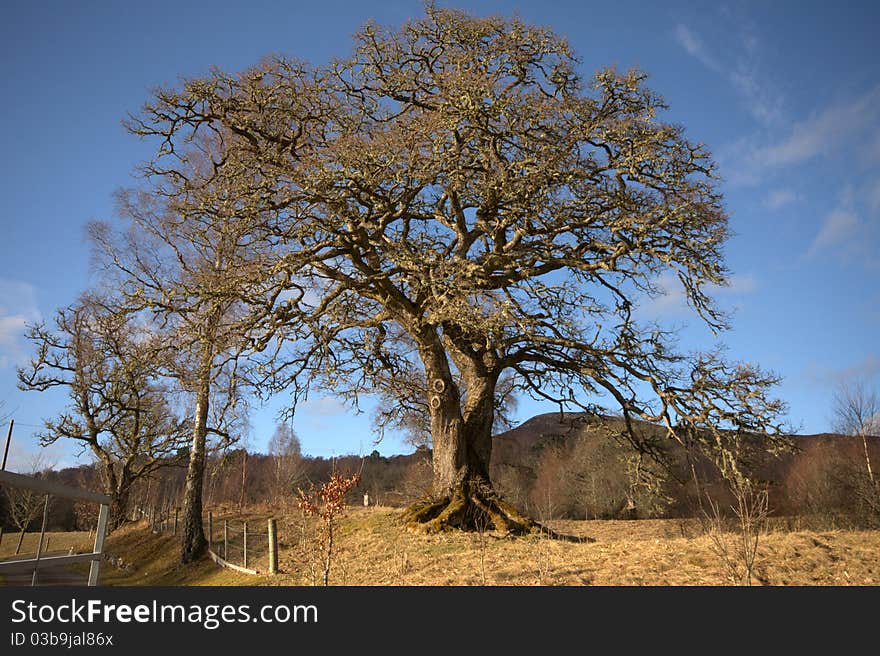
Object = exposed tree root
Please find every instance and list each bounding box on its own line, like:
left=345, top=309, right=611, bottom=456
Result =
left=401, top=484, right=593, bottom=543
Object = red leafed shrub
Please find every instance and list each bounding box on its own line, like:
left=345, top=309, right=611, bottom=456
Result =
left=296, top=472, right=361, bottom=585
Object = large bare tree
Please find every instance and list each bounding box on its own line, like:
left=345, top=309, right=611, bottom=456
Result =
left=90, top=139, right=281, bottom=560
left=124, top=7, right=787, bottom=534
left=18, top=295, right=189, bottom=529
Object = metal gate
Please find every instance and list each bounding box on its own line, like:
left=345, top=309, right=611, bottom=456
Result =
left=0, top=469, right=111, bottom=586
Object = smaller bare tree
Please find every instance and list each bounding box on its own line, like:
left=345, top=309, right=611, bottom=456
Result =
left=268, top=423, right=306, bottom=507
left=692, top=460, right=769, bottom=586
left=18, top=294, right=190, bottom=529
left=4, top=454, right=54, bottom=555
left=296, top=471, right=360, bottom=586
left=832, top=379, right=880, bottom=520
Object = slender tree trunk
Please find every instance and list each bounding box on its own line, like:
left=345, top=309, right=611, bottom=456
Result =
left=180, top=371, right=210, bottom=563
left=323, top=519, right=333, bottom=586
left=238, top=450, right=247, bottom=512
left=861, top=433, right=876, bottom=487
left=15, top=526, right=26, bottom=555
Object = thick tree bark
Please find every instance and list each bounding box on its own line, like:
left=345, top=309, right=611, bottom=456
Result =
left=108, top=487, right=131, bottom=532
left=180, top=373, right=210, bottom=563
left=95, top=455, right=128, bottom=532
left=403, top=339, right=537, bottom=535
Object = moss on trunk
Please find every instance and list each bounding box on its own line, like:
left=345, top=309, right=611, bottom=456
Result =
left=402, top=478, right=535, bottom=535
left=402, top=479, right=593, bottom=543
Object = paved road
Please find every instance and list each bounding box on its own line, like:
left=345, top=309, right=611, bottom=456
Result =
left=1, top=551, right=90, bottom=586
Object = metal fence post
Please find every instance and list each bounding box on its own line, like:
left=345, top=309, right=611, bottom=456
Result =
left=0, top=470, right=111, bottom=587
left=87, top=503, right=110, bottom=586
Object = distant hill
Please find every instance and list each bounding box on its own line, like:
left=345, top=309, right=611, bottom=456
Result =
left=490, top=412, right=880, bottom=521
left=493, top=411, right=878, bottom=453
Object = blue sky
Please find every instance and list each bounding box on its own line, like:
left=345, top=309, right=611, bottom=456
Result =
left=1, top=0, right=878, bottom=470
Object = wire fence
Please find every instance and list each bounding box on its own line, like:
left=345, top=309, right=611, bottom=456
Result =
left=211, top=516, right=271, bottom=573
left=149, top=508, right=278, bottom=575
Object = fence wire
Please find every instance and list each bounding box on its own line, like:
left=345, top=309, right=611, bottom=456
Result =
left=150, top=509, right=275, bottom=573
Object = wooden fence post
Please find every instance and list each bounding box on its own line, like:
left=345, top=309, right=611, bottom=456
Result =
left=208, top=512, right=213, bottom=551
left=268, top=518, right=278, bottom=575
left=223, top=520, right=228, bottom=560
left=174, top=508, right=179, bottom=536
left=243, top=521, right=248, bottom=569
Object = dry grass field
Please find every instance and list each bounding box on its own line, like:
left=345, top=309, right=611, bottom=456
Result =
left=0, top=530, right=92, bottom=560
left=89, top=507, right=880, bottom=586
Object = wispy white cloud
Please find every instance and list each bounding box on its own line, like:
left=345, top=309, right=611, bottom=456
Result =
left=764, top=188, right=800, bottom=210
left=722, top=87, right=880, bottom=188
left=0, top=279, right=40, bottom=368
left=807, top=353, right=880, bottom=385
left=673, top=22, right=782, bottom=125
left=640, top=272, right=687, bottom=318
left=638, top=271, right=757, bottom=320
left=867, top=178, right=880, bottom=212
left=806, top=207, right=860, bottom=258
left=3, top=440, right=75, bottom=475
left=302, top=396, right=348, bottom=417
left=0, top=315, right=27, bottom=349
left=863, top=130, right=880, bottom=166
left=673, top=24, right=721, bottom=72
left=804, top=186, right=879, bottom=265
left=728, top=67, right=783, bottom=125
left=724, top=274, right=758, bottom=295
left=752, top=88, right=880, bottom=169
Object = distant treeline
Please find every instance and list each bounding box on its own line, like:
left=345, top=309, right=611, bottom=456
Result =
left=0, top=447, right=432, bottom=534
left=2, top=413, right=879, bottom=533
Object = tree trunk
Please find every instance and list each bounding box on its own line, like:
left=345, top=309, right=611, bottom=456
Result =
left=238, top=450, right=247, bottom=512
left=108, top=487, right=132, bottom=532
left=323, top=519, right=333, bottom=586
left=180, top=373, right=210, bottom=563
left=403, top=349, right=536, bottom=535
left=861, top=433, right=876, bottom=487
